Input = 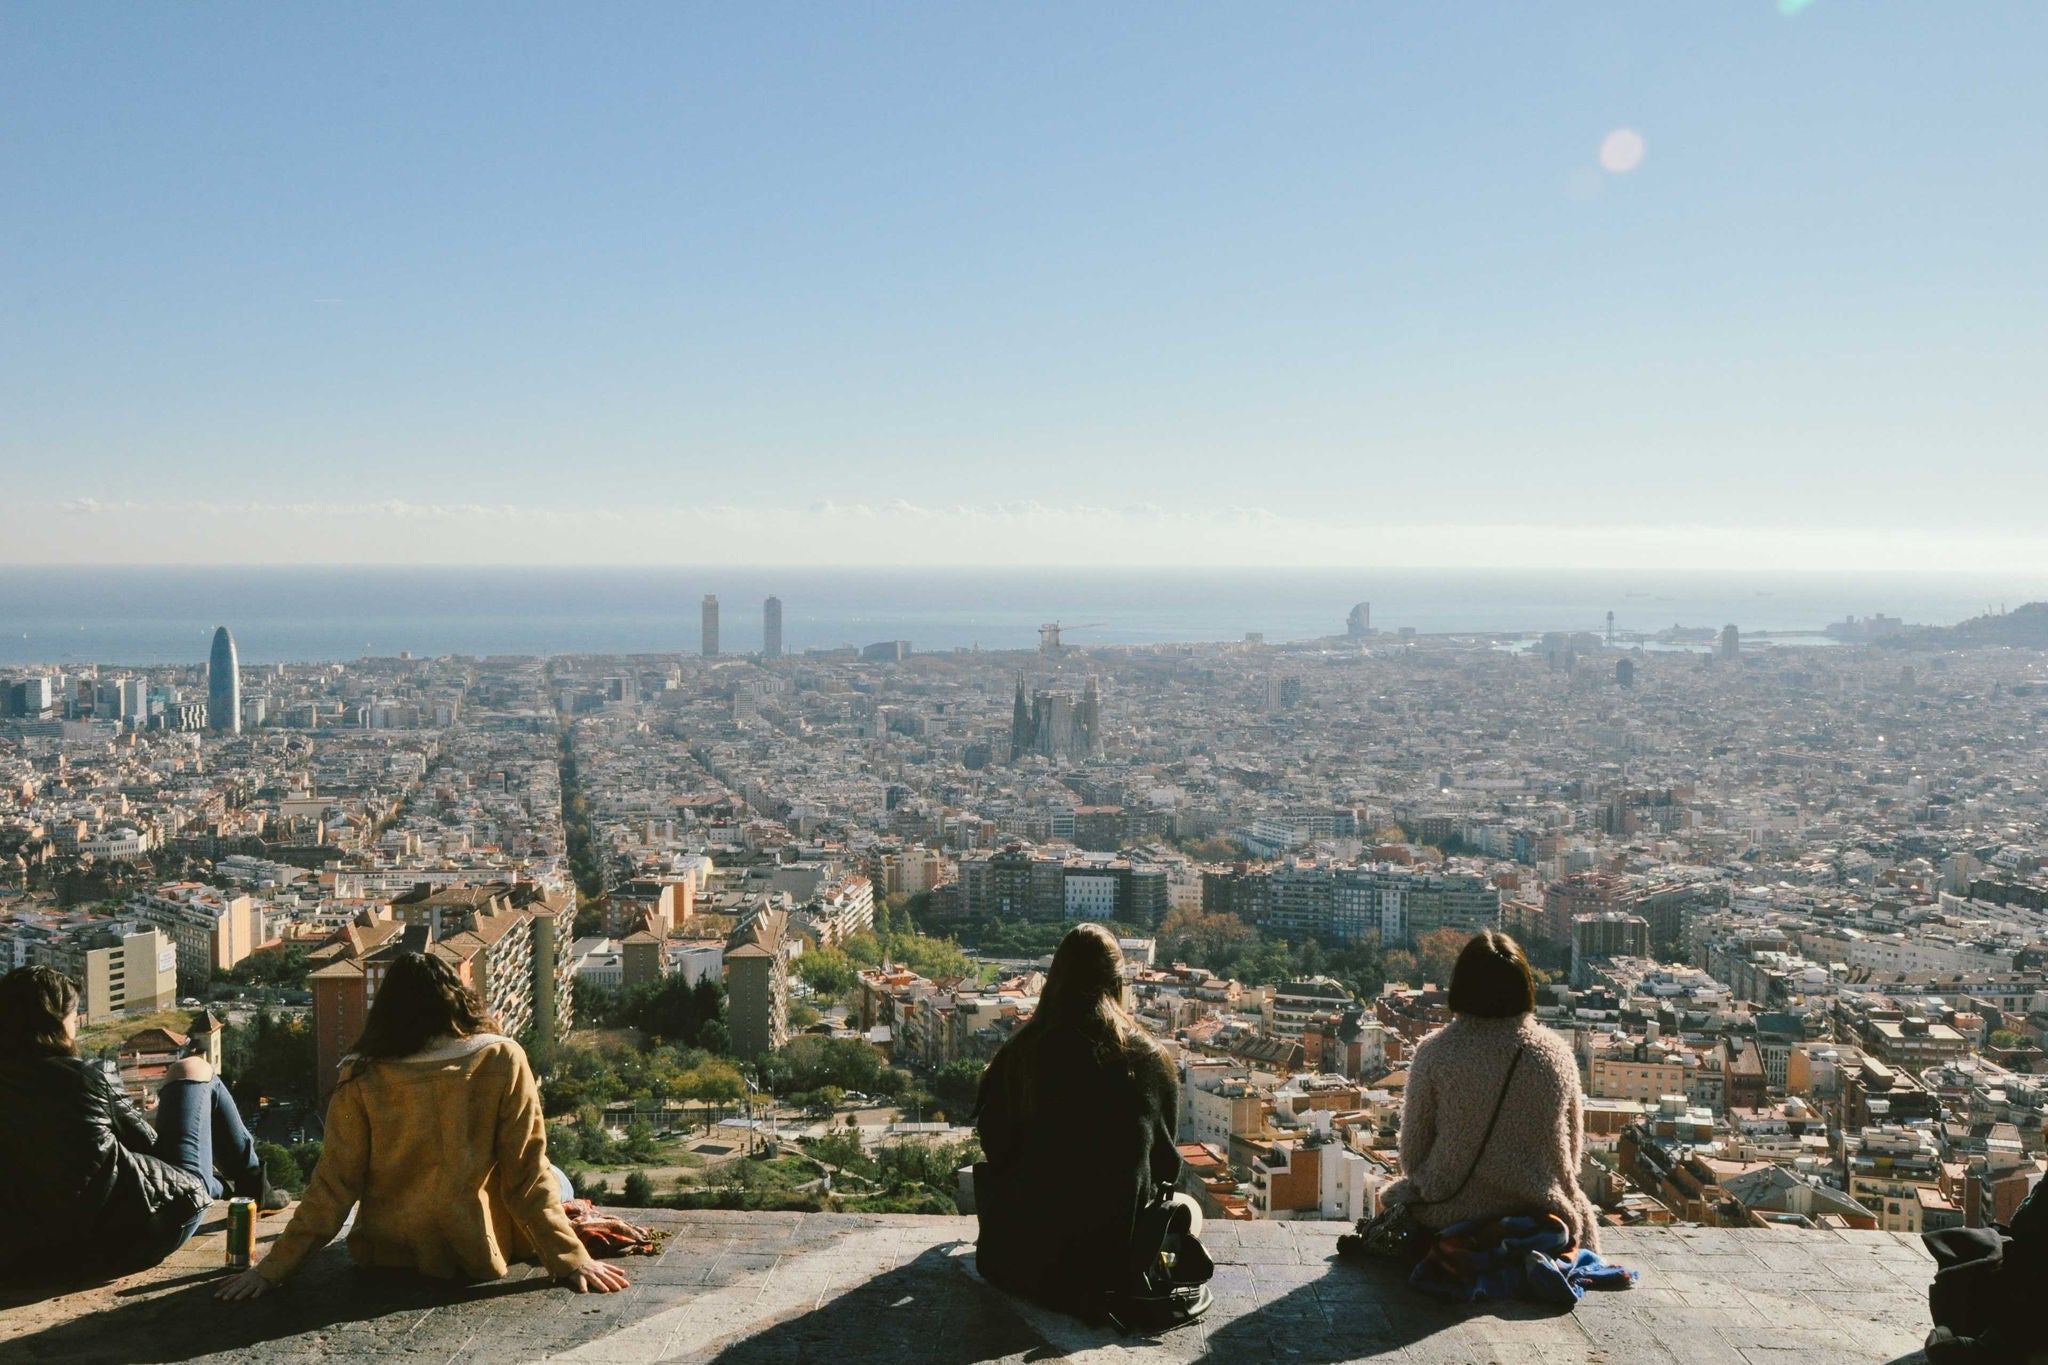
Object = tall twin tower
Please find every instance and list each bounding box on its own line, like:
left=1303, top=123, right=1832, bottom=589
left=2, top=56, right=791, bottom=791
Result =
left=701, top=596, right=782, bottom=659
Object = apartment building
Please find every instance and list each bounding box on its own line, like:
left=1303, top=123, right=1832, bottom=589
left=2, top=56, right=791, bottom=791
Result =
left=127, top=881, right=260, bottom=985
left=1267, top=977, right=1355, bottom=1038
left=1845, top=1124, right=1947, bottom=1234
left=1588, top=1039, right=1692, bottom=1104
left=1249, top=1125, right=1372, bottom=1221
left=726, top=906, right=792, bottom=1060
left=35, top=922, right=178, bottom=1022
left=307, top=881, right=575, bottom=1098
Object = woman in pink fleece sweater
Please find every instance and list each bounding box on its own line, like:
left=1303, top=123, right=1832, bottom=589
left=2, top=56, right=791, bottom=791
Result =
left=1382, top=931, right=1602, bottom=1252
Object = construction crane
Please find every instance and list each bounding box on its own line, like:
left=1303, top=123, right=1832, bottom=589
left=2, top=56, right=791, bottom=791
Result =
left=1038, top=622, right=1105, bottom=656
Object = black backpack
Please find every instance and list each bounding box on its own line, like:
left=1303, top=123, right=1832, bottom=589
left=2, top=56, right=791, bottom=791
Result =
left=1099, top=1184, right=1216, bottom=1336
left=1922, top=1181, right=2047, bottom=1365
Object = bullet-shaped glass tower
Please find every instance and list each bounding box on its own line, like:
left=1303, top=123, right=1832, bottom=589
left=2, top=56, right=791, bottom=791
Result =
left=208, top=626, right=241, bottom=734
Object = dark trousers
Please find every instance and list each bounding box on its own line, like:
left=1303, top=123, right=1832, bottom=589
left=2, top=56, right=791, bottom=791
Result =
left=153, top=1076, right=260, bottom=1200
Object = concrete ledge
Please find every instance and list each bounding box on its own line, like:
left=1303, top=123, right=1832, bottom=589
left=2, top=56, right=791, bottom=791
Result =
left=0, top=1203, right=1937, bottom=1363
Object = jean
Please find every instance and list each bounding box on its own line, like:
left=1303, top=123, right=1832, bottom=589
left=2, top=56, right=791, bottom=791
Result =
left=154, top=1076, right=261, bottom=1200
left=553, top=1164, right=575, bottom=1202
left=117, top=1203, right=210, bottom=1276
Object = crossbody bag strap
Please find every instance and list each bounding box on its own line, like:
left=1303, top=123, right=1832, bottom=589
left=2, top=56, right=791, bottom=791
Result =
left=1415, top=1044, right=1524, bottom=1210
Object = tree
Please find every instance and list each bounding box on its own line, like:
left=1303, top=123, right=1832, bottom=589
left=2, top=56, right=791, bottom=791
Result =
left=839, top=928, right=973, bottom=981
left=1408, top=927, right=1469, bottom=987
left=794, top=1085, right=844, bottom=1118
left=256, top=1141, right=305, bottom=1197
left=225, top=943, right=311, bottom=988
left=1158, top=906, right=1257, bottom=964
left=289, top=1140, right=324, bottom=1185
left=805, top=1131, right=874, bottom=1180
left=570, top=1103, right=623, bottom=1165
left=679, top=1060, right=745, bottom=1129
left=795, top=948, right=858, bottom=997
left=221, top=1010, right=319, bottom=1110
left=576, top=979, right=624, bottom=1028
left=974, top=918, right=1148, bottom=959
left=625, top=1117, right=660, bottom=1162
left=929, top=1059, right=986, bottom=1116
left=774, top=1036, right=886, bottom=1096
left=624, top=975, right=727, bottom=1048
left=621, top=1170, right=653, bottom=1208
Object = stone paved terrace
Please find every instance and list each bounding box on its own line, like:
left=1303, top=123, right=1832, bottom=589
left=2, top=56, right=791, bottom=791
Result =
left=0, top=1203, right=1944, bottom=1364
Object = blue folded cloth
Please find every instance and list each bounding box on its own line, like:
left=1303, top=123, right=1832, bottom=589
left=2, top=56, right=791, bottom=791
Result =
left=1408, top=1214, right=1637, bottom=1306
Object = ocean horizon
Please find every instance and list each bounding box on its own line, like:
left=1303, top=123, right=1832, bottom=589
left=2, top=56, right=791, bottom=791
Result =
left=1, top=565, right=2039, bottom=668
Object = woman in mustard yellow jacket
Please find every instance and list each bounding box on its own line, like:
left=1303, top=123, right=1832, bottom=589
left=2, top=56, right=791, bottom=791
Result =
left=217, top=951, right=628, bottom=1299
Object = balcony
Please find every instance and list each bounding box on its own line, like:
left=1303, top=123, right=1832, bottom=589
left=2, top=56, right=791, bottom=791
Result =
left=0, top=1202, right=1939, bottom=1364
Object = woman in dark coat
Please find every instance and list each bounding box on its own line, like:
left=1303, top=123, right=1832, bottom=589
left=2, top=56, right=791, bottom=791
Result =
left=0, top=965, right=272, bottom=1278
left=972, top=924, right=1187, bottom=1319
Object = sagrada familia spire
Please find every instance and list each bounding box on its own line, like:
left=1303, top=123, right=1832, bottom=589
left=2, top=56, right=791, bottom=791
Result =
left=1009, top=674, right=1101, bottom=763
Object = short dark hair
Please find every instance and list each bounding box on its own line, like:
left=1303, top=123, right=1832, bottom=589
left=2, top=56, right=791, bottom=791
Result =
left=348, top=952, right=492, bottom=1062
left=1446, top=931, right=1536, bottom=1018
left=0, top=965, right=81, bottom=1060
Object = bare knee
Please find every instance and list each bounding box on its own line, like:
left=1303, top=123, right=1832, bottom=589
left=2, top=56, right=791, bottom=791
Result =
left=167, top=1056, right=214, bottom=1084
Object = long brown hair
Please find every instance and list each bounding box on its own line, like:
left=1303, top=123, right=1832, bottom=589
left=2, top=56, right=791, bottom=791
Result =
left=0, top=966, right=79, bottom=1061
left=349, top=951, right=493, bottom=1062
left=979, top=923, right=1167, bottom=1119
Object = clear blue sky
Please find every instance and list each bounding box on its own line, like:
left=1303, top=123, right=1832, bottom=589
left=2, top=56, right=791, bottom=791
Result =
left=3, top=3, right=2043, bottom=568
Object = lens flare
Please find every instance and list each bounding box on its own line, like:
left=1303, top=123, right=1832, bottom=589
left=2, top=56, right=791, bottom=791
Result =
left=1598, top=128, right=1645, bottom=174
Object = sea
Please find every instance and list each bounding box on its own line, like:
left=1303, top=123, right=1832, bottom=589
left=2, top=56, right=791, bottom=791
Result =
left=0, top=566, right=2040, bottom=668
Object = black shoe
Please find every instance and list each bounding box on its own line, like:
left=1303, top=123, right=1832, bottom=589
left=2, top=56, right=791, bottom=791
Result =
left=234, top=1166, right=290, bottom=1211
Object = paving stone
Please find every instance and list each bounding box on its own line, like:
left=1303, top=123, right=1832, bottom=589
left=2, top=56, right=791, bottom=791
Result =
left=0, top=1206, right=1945, bottom=1364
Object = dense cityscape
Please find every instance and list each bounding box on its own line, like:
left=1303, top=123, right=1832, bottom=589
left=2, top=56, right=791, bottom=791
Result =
left=5, top=596, right=2045, bottom=1236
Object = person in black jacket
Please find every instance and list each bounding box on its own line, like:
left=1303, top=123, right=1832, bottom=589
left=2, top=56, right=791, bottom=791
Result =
left=972, top=924, right=1189, bottom=1320
left=1923, top=1177, right=2048, bottom=1364
left=0, top=965, right=271, bottom=1279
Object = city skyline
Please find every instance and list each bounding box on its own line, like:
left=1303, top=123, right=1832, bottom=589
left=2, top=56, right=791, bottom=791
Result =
left=5, top=6, right=2045, bottom=570
left=5, top=564, right=2045, bottom=671
left=6, top=5, right=2045, bottom=1348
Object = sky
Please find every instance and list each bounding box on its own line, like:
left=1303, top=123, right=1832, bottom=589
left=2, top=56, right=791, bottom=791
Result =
left=3, top=3, right=2044, bottom=569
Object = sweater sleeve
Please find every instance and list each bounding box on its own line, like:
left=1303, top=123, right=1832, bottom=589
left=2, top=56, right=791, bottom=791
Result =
left=257, top=1074, right=369, bottom=1283
left=1566, top=1066, right=1586, bottom=1171
left=972, top=1054, right=1013, bottom=1165
left=1395, top=1042, right=1436, bottom=1200
left=494, top=1045, right=590, bottom=1278
left=1147, top=1062, right=1182, bottom=1190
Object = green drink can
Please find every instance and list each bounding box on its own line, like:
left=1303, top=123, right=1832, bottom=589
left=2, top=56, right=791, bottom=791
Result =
left=227, top=1197, right=256, bottom=1269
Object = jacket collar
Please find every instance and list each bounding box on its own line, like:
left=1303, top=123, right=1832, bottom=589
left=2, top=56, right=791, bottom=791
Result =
left=342, top=1031, right=509, bottom=1068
